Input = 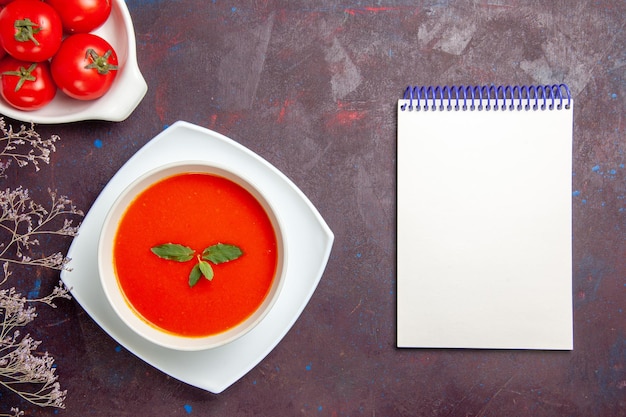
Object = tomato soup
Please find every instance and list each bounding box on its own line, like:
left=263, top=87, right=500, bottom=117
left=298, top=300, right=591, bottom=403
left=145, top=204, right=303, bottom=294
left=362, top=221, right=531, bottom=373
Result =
left=113, top=173, right=278, bottom=337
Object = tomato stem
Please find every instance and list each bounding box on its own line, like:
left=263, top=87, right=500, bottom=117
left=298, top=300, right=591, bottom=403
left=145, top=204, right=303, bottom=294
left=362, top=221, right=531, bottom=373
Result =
left=2, top=63, right=38, bottom=92
left=14, top=18, right=41, bottom=46
left=84, top=49, right=118, bottom=75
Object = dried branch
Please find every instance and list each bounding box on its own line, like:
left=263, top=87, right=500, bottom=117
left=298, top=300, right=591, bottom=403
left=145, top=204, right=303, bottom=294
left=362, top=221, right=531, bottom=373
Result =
left=0, top=119, right=59, bottom=176
left=0, top=187, right=83, bottom=271
left=0, top=118, right=83, bottom=413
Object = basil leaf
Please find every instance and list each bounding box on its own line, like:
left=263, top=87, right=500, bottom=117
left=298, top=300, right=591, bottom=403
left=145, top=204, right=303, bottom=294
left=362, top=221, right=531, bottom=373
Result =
left=198, top=260, right=214, bottom=281
left=151, top=243, right=194, bottom=262
left=202, top=243, right=243, bottom=264
left=188, top=264, right=202, bottom=287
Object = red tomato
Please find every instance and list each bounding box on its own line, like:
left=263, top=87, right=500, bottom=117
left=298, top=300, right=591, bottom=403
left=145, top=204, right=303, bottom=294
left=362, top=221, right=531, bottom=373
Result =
left=45, top=0, right=112, bottom=34
left=0, top=0, right=62, bottom=61
left=0, top=21, right=5, bottom=61
left=0, top=56, right=56, bottom=110
left=50, top=33, right=118, bottom=100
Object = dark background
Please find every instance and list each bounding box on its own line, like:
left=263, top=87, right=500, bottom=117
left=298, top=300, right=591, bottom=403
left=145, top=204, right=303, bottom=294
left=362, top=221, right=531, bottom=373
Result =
left=2, top=0, right=624, bottom=416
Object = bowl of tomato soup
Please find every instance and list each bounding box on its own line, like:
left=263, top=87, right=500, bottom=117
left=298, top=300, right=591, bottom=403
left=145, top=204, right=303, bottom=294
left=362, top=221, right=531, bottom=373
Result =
left=98, top=161, right=286, bottom=351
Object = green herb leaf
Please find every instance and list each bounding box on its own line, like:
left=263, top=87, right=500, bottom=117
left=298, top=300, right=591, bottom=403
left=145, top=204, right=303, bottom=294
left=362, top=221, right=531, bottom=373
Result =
left=151, top=243, right=194, bottom=262
left=202, top=243, right=243, bottom=264
left=198, top=260, right=214, bottom=281
left=154, top=242, right=243, bottom=288
left=188, top=264, right=202, bottom=287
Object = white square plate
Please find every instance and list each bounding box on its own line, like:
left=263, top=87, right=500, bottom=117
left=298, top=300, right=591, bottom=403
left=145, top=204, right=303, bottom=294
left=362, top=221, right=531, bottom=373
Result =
left=61, top=121, right=334, bottom=393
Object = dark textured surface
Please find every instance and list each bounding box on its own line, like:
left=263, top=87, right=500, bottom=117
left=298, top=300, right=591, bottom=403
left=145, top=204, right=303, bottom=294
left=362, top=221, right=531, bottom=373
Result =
left=2, top=1, right=625, bottom=416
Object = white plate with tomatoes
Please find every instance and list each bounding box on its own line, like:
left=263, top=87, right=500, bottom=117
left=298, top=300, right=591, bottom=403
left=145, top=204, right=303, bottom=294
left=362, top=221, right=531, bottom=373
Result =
left=0, top=0, right=147, bottom=123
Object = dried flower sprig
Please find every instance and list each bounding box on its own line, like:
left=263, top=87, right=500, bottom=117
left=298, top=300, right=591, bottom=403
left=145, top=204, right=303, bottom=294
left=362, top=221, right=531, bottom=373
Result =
left=0, top=117, right=83, bottom=413
left=0, top=283, right=70, bottom=409
left=0, top=119, right=59, bottom=176
left=0, top=186, right=83, bottom=273
left=0, top=407, right=24, bottom=417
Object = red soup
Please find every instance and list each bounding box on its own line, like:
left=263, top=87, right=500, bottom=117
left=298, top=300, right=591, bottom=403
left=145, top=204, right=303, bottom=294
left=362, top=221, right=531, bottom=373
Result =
left=113, top=173, right=278, bottom=337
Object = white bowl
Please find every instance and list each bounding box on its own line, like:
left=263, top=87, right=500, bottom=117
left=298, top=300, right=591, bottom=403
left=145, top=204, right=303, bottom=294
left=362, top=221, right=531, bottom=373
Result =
left=0, top=0, right=147, bottom=123
left=98, top=161, right=286, bottom=351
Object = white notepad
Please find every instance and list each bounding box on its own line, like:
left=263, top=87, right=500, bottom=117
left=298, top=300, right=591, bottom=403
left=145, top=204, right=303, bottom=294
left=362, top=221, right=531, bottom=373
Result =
left=397, top=85, right=574, bottom=350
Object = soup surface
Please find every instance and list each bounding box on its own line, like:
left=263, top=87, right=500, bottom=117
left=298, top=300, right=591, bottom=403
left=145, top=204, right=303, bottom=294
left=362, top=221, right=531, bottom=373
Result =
left=113, top=173, right=278, bottom=337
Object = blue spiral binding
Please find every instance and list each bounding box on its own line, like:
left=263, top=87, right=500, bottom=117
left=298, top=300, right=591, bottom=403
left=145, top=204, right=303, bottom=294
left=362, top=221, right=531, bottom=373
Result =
left=400, top=84, right=571, bottom=112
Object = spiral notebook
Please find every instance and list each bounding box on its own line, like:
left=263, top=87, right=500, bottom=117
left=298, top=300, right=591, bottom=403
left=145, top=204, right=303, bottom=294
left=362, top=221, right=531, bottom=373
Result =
left=397, top=84, right=573, bottom=350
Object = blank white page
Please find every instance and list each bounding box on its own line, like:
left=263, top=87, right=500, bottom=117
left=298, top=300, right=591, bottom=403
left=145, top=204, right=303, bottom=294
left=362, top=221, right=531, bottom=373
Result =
left=397, top=87, right=573, bottom=350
